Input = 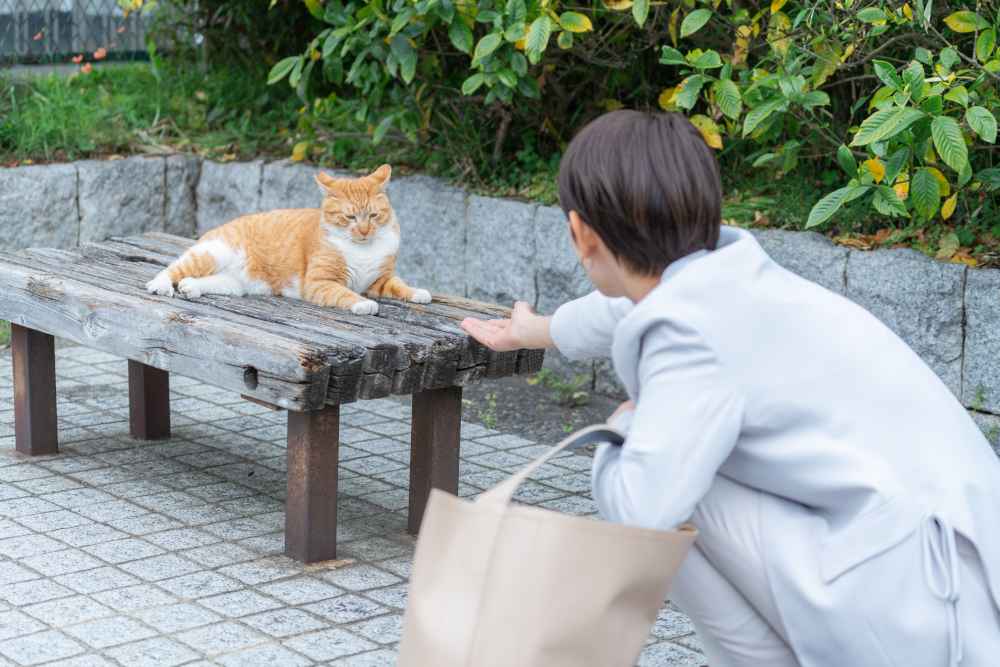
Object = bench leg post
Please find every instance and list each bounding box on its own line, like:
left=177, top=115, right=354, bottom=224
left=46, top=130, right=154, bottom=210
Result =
left=128, top=361, right=171, bottom=440
left=11, top=325, right=58, bottom=456
left=408, top=386, right=462, bottom=534
left=285, top=405, right=340, bottom=563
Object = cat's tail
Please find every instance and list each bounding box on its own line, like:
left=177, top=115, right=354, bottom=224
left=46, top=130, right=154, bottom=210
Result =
left=146, top=245, right=219, bottom=297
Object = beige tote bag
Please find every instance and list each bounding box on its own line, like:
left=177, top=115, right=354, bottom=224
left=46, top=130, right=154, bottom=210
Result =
left=399, top=424, right=697, bottom=667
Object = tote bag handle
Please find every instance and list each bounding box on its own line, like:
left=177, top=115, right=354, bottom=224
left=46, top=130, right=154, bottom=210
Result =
left=476, top=424, right=624, bottom=507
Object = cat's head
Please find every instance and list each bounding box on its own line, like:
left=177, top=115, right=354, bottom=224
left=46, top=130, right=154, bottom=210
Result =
left=315, top=165, right=395, bottom=243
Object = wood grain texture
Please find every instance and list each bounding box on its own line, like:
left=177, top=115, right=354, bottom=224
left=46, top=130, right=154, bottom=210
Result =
left=11, top=325, right=58, bottom=456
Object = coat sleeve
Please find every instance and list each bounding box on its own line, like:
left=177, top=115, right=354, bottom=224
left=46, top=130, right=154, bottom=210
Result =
left=591, top=319, right=744, bottom=530
left=549, top=291, right=634, bottom=361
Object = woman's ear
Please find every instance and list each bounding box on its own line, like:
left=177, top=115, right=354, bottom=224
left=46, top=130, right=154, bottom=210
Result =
left=568, top=211, right=598, bottom=262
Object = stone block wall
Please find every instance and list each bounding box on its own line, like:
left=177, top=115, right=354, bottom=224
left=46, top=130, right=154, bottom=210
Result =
left=2, top=156, right=1000, bottom=454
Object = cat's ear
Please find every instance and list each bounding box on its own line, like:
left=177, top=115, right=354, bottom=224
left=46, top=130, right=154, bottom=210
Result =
left=315, top=171, right=341, bottom=196
left=369, top=164, right=391, bottom=189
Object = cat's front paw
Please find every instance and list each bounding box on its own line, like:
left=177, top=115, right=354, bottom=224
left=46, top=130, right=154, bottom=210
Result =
left=177, top=277, right=203, bottom=299
left=146, top=272, right=175, bottom=297
left=351, top=299, right=379, bottom=315
left=409, top=289, right=432, bottom=304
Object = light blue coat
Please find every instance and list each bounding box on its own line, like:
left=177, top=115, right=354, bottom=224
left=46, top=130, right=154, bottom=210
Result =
left=550, top=227, right=1000, bottom=665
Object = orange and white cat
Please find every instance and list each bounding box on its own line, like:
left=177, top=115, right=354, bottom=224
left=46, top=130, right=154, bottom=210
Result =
left=146, top=164, right=431, bottom=315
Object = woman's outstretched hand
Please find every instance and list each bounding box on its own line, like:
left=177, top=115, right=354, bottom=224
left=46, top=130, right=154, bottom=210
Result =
left=460, top=301, right=554, bottom=352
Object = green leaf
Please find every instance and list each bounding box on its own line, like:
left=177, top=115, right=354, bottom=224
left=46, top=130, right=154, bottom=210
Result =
left=476, top=10, right=501, bottom=23
left=910, top=168, right=941, bottom=219
left=872, top=185, right=909, bottom=218
left=674, top=75, right=707, bottom=110
left=525, top=16, right=552, bottom=64
left=372, top=115, right=395, bottom=145
left=943, top=10, right=989, bottom=33
left=851, top=107, right=925, bottom=146
left=461, top=72, right=485, bottom=95
left=873, top=60, right=902, bottom=90
left=939, top=48, right=960, bottom=71
left=836, top=144, right=857, bottom=176
left=632, top=0, right=650, bottom=27
left=497, top=68, right=518, bottom=88
left=742, top=98, right=784, bottom=137
left=931, top=116, right=969, bottom=173
left=511, top=52, right=528, bottom=76
left=915, top=47, right=933, bottom=65
left=944, top=85, right=969, bottom=108
left=557, top=30, right=573, bottom=49
left=517, top=76, right=540, bottom=98
left=473, top=32, right=502, bottom=62
left=884, top=147, right=910, bottom=185
left=976, top=167, right=1000, bottom=191
left=449, top=21, right=473, bottom=54
left=713, top=79, right=742, bottom=120
left=801, top=91, right=830, bottom=108
left=691, top=50, right=723, bottom=69
left=660, top=47, right=687, bottom=66
left=806, top=186, right=863, bottom=228
left=977, top=29, right=996, bottom=62
left=390, top=35, right=417, bottom=83
left=559, top=11, right=592, bottom=33
left=504, top=22, right=526, bottom=42
left=857, top=7, right=885, bottom=23
left=966, top=106, right=998, bottom=143
left=921, top=95, right=943, bottom=114
left=506, top=0, right=527, bottom=24
left=390, top=10, right=413, bottom=36
left=958, top=160, right=973, bottom=187
left=267, top=57, right=300, bottom=85
left=680, top=9, right=711, bottom=38
left=752, top=153, right=777, bottom=167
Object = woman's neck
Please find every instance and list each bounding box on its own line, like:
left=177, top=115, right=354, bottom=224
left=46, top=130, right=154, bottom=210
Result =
left=623, top=273, right=662, bottom=303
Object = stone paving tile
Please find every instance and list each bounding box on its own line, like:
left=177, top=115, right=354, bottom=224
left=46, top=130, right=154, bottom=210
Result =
left=0, top=345, right=703, bottom=665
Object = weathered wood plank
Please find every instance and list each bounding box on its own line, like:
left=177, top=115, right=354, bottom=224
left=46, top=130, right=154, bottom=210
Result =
left=25, top=247, right=373, bottom=399
left=91, top=239, right=472, bottom=396
left=408, top=386, right=462, bottom=534
left=0, top=254, right=331, bottom=411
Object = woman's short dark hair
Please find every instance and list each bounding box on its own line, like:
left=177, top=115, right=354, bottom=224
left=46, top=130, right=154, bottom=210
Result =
left=557, top=110, right=722, bottom=276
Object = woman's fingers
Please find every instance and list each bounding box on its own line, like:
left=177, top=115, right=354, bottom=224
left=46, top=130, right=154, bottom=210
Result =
left=461, top=317, right=515, bottom=351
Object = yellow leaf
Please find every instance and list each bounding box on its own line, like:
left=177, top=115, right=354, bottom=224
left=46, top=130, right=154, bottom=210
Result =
left=291, top=141, right=310, bottom=162
left=768, top=12, right=791, bottom=57
left=944, top=10, right=987, bottom=33
left=954, top=256, right=978, bottom=267
left=894, top=181, right=910, bottom=200
left=941, top=193, right=958, bottom=220
left=902, top=3, right=912, bottom=20
left=602, top=0, right=633, bottom=9
left=515, top=38, right=526, bottom=50
left=602, top=98, right=624, bottom=111
left=690, top=114, right=724, bottom=149
left=669, top=8, right=680, bottom=46
left=733, top=25, right=752, bottom=66
left=310, top=48, right=321, bottom=61
left=658, top=87, right=678, bottom=111
left=770, top=0, right=787, bottom=13
left=926, top=167, right=951, bottom=196
left=841, top=43, right=855, bottom=62
left=864, top=158, right=886, bottom=183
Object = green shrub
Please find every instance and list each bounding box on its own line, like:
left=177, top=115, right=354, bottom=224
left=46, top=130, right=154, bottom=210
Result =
left=255, top=0, right=1000, bottom=232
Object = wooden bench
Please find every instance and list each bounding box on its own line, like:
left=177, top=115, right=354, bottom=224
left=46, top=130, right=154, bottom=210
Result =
left=0, top=233, right=543, bottom=563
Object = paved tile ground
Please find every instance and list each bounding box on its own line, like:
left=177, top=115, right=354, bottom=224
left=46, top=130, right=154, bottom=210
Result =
left=0, top=345, right=705, bottom=666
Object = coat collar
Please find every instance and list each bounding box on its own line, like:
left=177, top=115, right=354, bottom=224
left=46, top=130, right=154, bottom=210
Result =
left=610, top=226, right=760, bottom=397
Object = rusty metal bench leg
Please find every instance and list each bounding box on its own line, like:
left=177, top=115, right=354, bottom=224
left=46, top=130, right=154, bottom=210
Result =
left=128, top=361, right=171, bottom=440
left=408, top=386, right=462, bottom=534
left=285, top=405, right=340, bottom=563
left=11, top=325, right=58, bottom=456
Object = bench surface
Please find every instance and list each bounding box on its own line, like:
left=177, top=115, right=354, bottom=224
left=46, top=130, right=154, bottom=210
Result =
left=0, top=233, right=543, bottom=411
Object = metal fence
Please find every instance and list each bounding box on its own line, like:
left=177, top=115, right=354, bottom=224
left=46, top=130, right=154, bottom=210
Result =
left=0, top=0, right=148, bottom=64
